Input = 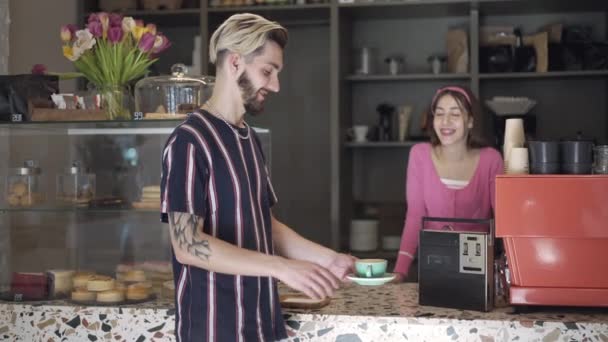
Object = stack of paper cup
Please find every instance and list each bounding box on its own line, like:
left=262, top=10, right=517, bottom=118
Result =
left=506, top=147, right=529, bottom=174
left=349, top=219, right=378, bottom=252
left=503, top=118, right=525, bottom=173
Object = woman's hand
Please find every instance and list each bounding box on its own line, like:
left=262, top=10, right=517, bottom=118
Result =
left=392, top=273, right=405, bottom=283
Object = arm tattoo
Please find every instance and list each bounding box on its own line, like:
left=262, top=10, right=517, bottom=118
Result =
left=169, top=212, right=212, bottom=261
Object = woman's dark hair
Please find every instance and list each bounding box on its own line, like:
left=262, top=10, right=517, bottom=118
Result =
left=426, top=86, right=489, bottom=149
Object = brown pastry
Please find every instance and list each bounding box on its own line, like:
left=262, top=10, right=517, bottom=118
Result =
left=115, top=263, right=136, bottom=274
left=86, top=275, right=115, bottom=292
left=114, top=282, right=127, bottom=293
left=126, top=282, right=151, bottom=301
left=97, top=289, right=125, bottom=303
left=123, top=270, right=147, bottom=283
left=7, top=194, right=20, bottom=206
left=73, top=272, right=97, bottom=289
left=11, top=182, right=27, bottom=197
left=71, top=288, right=96, bottom=302
left=161, top=280, right=175, bottom=300
left=142, top=261, right=172, bottom=274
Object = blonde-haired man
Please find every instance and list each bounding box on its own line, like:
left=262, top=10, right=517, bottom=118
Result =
left=161, top=13, right=355, bottom=342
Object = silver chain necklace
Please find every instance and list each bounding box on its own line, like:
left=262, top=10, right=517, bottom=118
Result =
left=204, top=102, right=250, bottom=140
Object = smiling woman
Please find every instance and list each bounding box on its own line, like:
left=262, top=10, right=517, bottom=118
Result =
left=392, top=85, right=504, bottom=282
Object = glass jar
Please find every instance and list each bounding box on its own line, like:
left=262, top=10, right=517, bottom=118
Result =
left=6, top=160, right=44, bottom=208
left=593, top=145, right=608, bottom=174
left=134, top=63, right=214, bottom=119
left=56, top=161, right=96, bottom=207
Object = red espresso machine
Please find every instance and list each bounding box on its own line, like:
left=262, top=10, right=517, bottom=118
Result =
left=495, top=175, right=608, bottom=307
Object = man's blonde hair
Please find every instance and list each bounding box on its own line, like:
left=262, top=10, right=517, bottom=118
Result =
left=209, top=13, right=288, bottom=67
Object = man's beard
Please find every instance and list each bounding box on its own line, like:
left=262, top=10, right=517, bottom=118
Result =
left=238, top=71, right=264, bottom=115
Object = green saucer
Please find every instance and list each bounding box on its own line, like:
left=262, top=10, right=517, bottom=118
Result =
left=346, top=273, right=396, bottom=286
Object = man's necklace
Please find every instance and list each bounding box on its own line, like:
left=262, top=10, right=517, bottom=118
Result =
left=204, top=102, right=250, bottom=140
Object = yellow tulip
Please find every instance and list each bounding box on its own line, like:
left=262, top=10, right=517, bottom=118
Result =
left=133, top=26, right=146, bottom=41
left=63, top=45, right=76, bottom=61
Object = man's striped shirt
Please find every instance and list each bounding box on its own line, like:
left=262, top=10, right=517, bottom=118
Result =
left=160, top=110, right=287, bottom=342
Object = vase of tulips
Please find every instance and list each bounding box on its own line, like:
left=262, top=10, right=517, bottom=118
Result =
left=61, top=13, right=170, bottom=120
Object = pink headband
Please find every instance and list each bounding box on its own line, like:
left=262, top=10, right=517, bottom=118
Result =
left=431, top=86, right=471, bottom=108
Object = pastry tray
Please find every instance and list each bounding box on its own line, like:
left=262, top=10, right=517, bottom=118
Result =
left=0, top=291, right=56, bottom=303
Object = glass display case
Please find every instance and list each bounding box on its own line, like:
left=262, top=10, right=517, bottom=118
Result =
left=0, top=119, right=271, bottom=302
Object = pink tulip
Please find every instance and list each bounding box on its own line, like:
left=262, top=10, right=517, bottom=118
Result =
left=138, top=32, right=156, bottom=53
left=145, top=24, right=157, bottom=35
left=87, top=13, right=99, bottom=24
left=108, top=26, right=123, bottom=44
left=60, top=25, right=72, bottom=42
left=67, top=24, right=77, bottom=35
left=109, top=13, right=123, bottom=28
left=151, top=34, right=171, bottom=55
left=31, top=64, right=47, bottom=75
left=88, top=21, right=103, bottom=38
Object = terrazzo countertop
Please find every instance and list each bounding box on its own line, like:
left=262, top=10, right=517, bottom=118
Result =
left=1, top=283, right=608, bottom=341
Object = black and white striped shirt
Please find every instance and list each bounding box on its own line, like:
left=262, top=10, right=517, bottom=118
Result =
left=161, top=110, right=286, bottom=342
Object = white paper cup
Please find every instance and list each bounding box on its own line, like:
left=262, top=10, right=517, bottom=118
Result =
left=507, top=147, right=529, bottom=174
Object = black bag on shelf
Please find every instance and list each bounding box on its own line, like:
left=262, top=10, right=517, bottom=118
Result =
left=583, top=42, right=608, bottom=70
left=513, top=46, right=537, bottom=72
left=479, top=45, right=514, bottom=73
left=562, top=26, right=593, bottom=45
left=0, top=75, right=59, bottom=122
left=549, top=43, right=589, bottom=71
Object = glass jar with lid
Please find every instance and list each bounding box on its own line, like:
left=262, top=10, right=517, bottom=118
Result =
left=5, top=160, right=45, bottom=208
left=56, top=161, right=96, bottom=207
left=134, top=63, right=214, bottom=120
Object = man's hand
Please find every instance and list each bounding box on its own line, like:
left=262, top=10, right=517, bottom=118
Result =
left=319, top=252, right=357, bottom=281
left=274, top=258, right=340, bottom=300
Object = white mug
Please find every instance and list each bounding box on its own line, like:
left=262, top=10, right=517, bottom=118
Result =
left=352, top=125, right=369, bottom=143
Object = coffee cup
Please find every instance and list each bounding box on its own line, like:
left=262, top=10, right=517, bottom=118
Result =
left=355, top=259, right=387, bottom=278
left=352, top=125, right=369, bottom=143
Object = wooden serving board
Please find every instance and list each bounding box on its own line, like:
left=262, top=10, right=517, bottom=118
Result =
left=279, top=294, right=330, bottom=309
left=31, top=108, right=106, bottom=121
left=132, top=201, right=160, bottom=210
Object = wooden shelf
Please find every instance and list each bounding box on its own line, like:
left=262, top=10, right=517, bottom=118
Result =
left=208, top=3, right=331, bottom=22
left=346, top=73, right=471, bottom=82
left=208, top=3, right=330, bottom=12
left=339, top=0, right=471, bottom=19
left=338, top=0, right=470, bottom=7
left=345, top=141, right=421, bottom=148
left=118, top=9, right=200, bottom=16
left=480, top=70, right=608, bottom=80
left=477, top=0, right=608, bottom=15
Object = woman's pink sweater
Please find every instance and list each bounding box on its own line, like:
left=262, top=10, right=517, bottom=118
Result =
left=394, top=143, right=504, bottom=276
